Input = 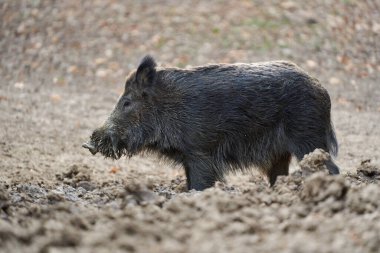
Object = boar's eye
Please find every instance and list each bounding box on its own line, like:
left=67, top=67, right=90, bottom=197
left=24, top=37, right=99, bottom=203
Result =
left=123, top=99, right=131, bottom=109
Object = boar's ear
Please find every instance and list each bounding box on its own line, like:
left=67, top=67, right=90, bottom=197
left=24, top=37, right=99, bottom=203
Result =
left=135, top=55, right=157, bottom=87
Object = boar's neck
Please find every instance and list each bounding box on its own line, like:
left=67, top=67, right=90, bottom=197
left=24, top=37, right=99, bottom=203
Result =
left=150, top=71, right=188, bottom=155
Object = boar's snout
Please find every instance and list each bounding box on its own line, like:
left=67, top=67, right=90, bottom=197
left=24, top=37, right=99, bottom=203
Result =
left=82, top=141, right=98, bottom=155
left=83, top=126, right=123, bottom=159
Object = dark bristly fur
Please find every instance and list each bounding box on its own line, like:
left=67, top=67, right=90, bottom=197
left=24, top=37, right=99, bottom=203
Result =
left=84, top=55, right=340, bottom=191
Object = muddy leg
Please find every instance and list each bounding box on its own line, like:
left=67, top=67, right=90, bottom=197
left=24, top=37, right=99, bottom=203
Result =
left=326, top=158, right=340, bottom=175
left=184, top=159, right=218, bottom=191
left=268, top=152, right=291, bottom=186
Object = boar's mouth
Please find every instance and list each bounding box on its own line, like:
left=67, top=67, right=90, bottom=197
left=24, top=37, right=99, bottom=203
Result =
left=82, top=134, right=125, bottom=160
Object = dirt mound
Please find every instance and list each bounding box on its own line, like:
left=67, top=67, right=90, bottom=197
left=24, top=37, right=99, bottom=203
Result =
left=1, top=151, right=380, bottom=252
left=299, top=148, right=331, bottom=176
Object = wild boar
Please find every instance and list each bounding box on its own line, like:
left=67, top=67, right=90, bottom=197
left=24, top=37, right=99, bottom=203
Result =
left=83, top=56, right=339, bottom=190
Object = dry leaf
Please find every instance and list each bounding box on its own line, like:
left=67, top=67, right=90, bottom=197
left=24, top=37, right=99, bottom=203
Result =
left=110, top=166, right=121, bottom=174
left=337, top=97, right=350, bottom=106
left=14, top=82, right=25, bottom=89
left=329, top=77, right=341, bottom=85
left=306, top=60, right=317, bottom=69
left=50, top=94, right=61, bottom=103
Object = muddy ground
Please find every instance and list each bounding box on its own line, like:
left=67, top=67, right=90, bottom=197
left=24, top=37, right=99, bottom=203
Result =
left=1, top=1, right=380, bottom=252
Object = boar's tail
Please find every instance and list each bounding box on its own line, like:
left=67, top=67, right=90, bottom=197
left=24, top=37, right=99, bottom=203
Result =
left=327, top=122, right=338, bottom=157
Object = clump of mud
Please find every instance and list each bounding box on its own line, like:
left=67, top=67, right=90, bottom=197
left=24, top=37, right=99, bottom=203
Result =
left=299, top=148, right=331, bottom=176
left=123, top=180, right=165, bottom=207
left=357, top=159, right=380, bottom=180
left=0, top=183, right=10, bottom=216
left=56, top=164, right=95, bottom=191
left=346, top=159, right=380, bottom=186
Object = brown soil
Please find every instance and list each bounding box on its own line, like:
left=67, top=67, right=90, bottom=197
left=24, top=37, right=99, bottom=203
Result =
left=1, top=1, right=379, bottom=252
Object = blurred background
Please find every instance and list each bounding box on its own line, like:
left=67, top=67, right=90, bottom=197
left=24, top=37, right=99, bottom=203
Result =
left=1, top=0, right=379, bottom=104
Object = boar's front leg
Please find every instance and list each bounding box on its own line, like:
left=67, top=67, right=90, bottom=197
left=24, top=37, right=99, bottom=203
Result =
left=267, top=152, right=291, bottom=187
left=184, top=158, right=219, bottom=191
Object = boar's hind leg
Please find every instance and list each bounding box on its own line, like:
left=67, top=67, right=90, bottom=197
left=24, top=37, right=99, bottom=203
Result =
left=325, top=158, right=340, bottom=175
left=184, top=160, right=219, bottom=191
left=267, top=152, right=291, bottom=186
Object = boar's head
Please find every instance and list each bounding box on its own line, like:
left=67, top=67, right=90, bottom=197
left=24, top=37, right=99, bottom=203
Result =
left=83, top=55, right=160, bottom=159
